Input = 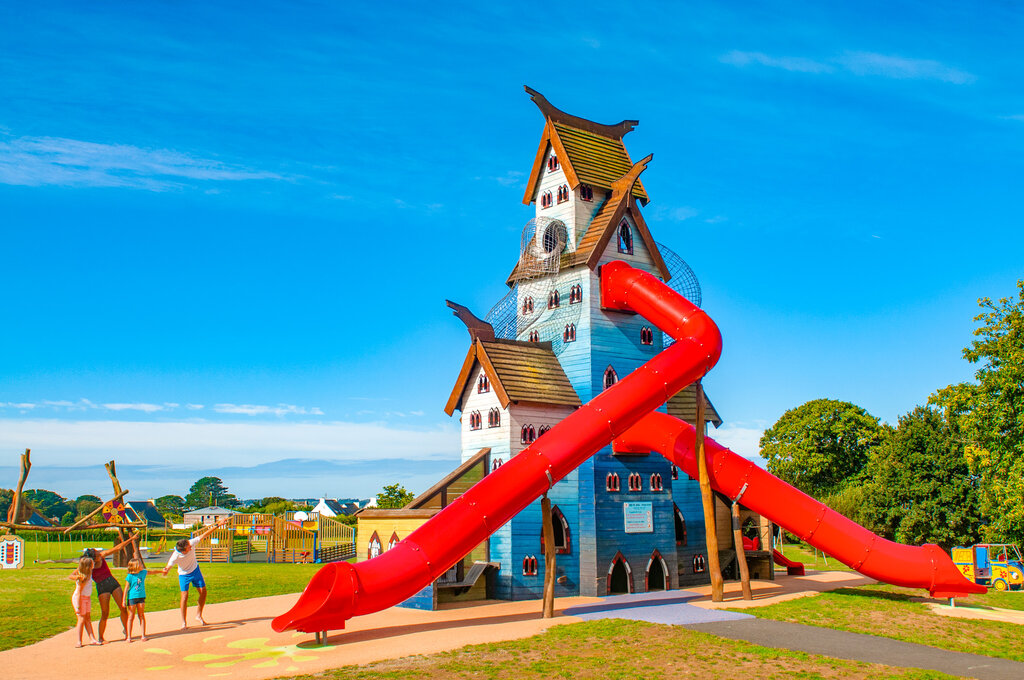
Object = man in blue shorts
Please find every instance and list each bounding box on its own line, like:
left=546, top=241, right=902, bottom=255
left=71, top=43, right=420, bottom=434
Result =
left=162, top=517, right=230, bottom=629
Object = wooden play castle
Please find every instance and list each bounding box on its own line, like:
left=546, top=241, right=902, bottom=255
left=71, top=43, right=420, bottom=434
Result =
left=357, top=88, right=774, bottom=608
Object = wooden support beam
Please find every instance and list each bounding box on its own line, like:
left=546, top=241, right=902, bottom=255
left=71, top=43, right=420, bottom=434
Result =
left=731, top=501, right=753, bottom=600
left=105, top=460, right=139, bottom=564
left=8, top=449, right=32, bottom=533
left=63, top=490, right=130, bottom=533
left=0, top=521, right=146, bottom=532
left=541, top=494, right=556, bottom=618
left=695, top=381, right=724, bottom=602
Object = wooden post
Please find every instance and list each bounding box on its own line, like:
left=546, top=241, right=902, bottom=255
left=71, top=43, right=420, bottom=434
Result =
left=695, top=381, right=724, bottom=601
left=63, top=490, right=130, bottom=533
left=8, top=449, right=32, bottom=533
left=731, top=501, right=753, bottom=600
left=105, top=460, right=139, bottom=565
left=540, top=494, right=556, bottom=618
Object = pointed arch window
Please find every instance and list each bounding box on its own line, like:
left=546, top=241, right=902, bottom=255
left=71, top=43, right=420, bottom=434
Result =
left=528, top=330, right=540, bottom=343
left=556, top=184, right=569, bottom=204
left=522, top=296, right=535, bottom=314
left=627, top=472, right=643, bottom=492
left=520, top=424, right=537, bottom=444
left=367, top=531, right=382, bottom=560
left=603, top=366, right=618, bottom=390
left=388, top=532, right=400, bottom=551
left=617, top=220, right=634, bottom=254
left=523, top=555, right=539, bottom=576
left=478, top=374, right=490, bottom=392
left=693, top=553, right=707, bottom=573
left=487, top=407, right=501, bottom=428
left=540, top=505, right=571, bottom=555
left=606, top=472, right=620, bottom=492
left=569, top=284, right=583, bottom=304
left=469, top=411, right=482, bottom=430
left=548, top=289, right=560, bottom=308
left=640, top=326, right=654, bottom=345
left=674, top=504, right=688, bottom=546
left=547, top=155, right=559, bottom=171
left=579, top=184, right=593, bottom=201
left=491, top=457, right=503, bottom=472
left=538, top=425, right=550, bottom=437
left=650, top=473, right=663, bottom=491
left=671, top=464, right=679, bottom=481
left=563, top=323, right=576, bottom=342
left=646, top=549, right=669, bottom=591
left=541, top=191, right=553, bottom=209
left=607, top=551, right=633, bottom=594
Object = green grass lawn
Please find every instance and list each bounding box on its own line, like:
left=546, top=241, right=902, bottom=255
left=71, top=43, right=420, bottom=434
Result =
left=735, top=583, right=1024, bottom=662
left=281, top=619, right=956, bottom=680
left=0, top=560, right=323, bottom=651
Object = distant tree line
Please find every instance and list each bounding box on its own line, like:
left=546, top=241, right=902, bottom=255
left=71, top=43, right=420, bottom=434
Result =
left=760, top=279, right=1024, bottom=548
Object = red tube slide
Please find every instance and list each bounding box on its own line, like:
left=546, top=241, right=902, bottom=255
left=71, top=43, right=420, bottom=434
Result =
left=614, top=412, right=984, bottom=598
left=273, top=261, right=979, bottom=634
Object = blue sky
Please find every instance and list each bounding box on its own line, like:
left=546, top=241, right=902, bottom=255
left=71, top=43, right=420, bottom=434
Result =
left=1, top=1, right=1021, bottom=500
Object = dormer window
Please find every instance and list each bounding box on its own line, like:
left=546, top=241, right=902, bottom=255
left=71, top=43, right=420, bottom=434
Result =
left=547, top=156, right=559, bottom=171
left=569, top=284, right=582, bottom=304
left=640, top=327, right=654, bottom=345
left=580, top=184, right=594, bottom=201
left=528, top=330, right=540, bottom=343
left=488, top=407, right=501, bottom=428
left=603, top=366, right=618, bottom=390
left=618, top=221, right=633, bottom=254
left=522, top=296, right=534, bottom=314
left=548, top=290, right=560, bottom=309
left=469, top=411, right=482, bottom=430
left=541, top=191, right=553, bottom=209
left=563, top=324, right=576, bottom=342
left=478, top=375, right=490, bottom=393
left=556, top=184, right=569, bottom=204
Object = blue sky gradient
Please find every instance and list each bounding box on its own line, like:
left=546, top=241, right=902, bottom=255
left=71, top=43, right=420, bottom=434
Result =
left=1, top=1, right=1021, bottom=499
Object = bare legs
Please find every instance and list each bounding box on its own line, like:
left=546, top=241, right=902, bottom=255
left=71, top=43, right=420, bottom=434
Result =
left=126, top=604, right=147, bottom=642
left=178, top=587, right=208, bottom=628
left=196, top=586, right=207, bottom=624
left=97, top=590, right=127, bottom=642
left=75, top=613, right=98, bottom=647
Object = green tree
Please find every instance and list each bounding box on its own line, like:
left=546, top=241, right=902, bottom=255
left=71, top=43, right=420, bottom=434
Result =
left=154, top=494, right=185, bottom=520
left=932, top=279, right=1024, bottom=543
left=0, top=489, right=12, bottom=520
left=759, top=399, right=884, bottom=498
left=376, top=483, right=414, bottom=509
left=183, top=477, right=238, bottom=510
left=858, top=407, right=983, bottom=549
left=61, top=511, right=76, bottom=526
left=22, top=489, right=72, bottom=522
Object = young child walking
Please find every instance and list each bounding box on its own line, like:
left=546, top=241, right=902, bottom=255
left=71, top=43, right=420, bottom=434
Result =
left=68, top=555, right=100, bottom=647
left=123, top=558, right=148, bottom=642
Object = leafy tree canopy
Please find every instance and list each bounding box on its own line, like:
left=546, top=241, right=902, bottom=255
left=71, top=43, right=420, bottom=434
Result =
left=858, top=406, right=983, bottom=549
left=932, top=279, right=1024, bottom=543
left=75, top=494, right=101, bottom=504
left=0, top=489, right=12, bottom=520
left=154, top=495, right=185, bottom=518
left=23, top=489, right=73, bottom=521
left=376, top=483, right=415, bottom=509
left=759, top=399, right=884, bottom=498
left=183, top=477, right=239, bottom=510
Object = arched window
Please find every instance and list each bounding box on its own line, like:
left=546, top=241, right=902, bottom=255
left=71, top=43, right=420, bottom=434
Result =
left=522, top=296, right=534, bottom=314
left=491, top=457, right=503, bottom=472
left=538, top=425, right=550, bottom=437
left=488, top=407, right=501, bottom=428
left=580, top=184, right=593, bottom=201
left=547, top=155, right=559, bottom=171
left=367, top=531, right=382, bottom=560
left=541, top=191, right=553, bottom=208
left=388, top=532, right=400, bottom=551
left=523, top=555, right=539, bottom=576
left=469, top=411, right=482, bottom=430
left=478, top=374, right=490, bottom=392
left=521, top=424, right=537, bottom=445
left=671, top=465, right=679, bottom=481
left=606, top=472, right=620, bottom=492
left=540, top=505, right=571, bottom=555
left=557, top=184, right=569, bottom=203
left=617, top=220, right=633, bottom=254
left=548, top=290, right=560, bottom=308
left=646, top=549, right=669, bottom=591
left=640, top=326, right=653, bottom=345
left=650, top=473, right=663, bottom=491
left=528, top=330, right=540, bottom=343
left=603, top=366, right=618, bottom=390
left=607, top=551, right=633, bottom=594
left=693, top=553, right=706, bottom=573
left=674, top=504, right=687, bottom=546
left=563, top=323, right=576, bottom=342
left=568, top=284, right=582, bottom=304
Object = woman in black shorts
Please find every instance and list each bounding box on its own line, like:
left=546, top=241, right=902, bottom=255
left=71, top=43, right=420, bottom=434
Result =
left=84, top=533, right=139, bottom=643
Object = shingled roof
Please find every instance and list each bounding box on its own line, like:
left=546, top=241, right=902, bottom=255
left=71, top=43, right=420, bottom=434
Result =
left=666, top=383, right=723, bottom=428
left=507, top=156, right=670, bottom=285
left=521, top=87, right=649, bottom=206
left=445, top=338, right=582, bottom=415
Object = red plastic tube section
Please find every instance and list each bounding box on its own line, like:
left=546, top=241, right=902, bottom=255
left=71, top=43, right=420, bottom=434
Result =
left=614, top=411, right=986, bottom=599
left=272, top=261, right=721, bottom=632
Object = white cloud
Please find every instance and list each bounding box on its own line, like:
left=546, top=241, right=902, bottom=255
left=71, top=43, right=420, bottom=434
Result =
left=722, top=50, right=975, bottom=85
left=102, top=402, right=166, bottom=413
left=838, top=52, right=976, bottom=84
left=0, top=418, right=459, bottom=468
left=185, top=404, right=205, bottom=410
left=0, top=133, right=286, bottom=190
left=212, top=403, right=325, bottom=417
left=720, top=50, right=833, bottom=74
left=0, top=402, right=36, bottom=409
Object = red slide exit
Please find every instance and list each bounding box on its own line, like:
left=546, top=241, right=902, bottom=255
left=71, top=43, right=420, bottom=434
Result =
left=273, top=261, right=981, bottom=634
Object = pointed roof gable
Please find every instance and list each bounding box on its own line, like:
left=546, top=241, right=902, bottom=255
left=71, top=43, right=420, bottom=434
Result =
left=445, top=338, right=582, bottom=415
left=507, top=155, right=670, bottom=285
left=521, top=87, right=649, bottom=206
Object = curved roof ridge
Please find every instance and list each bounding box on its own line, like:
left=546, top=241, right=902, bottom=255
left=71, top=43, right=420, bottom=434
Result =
left=524, top=86, right=638, bottom=139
